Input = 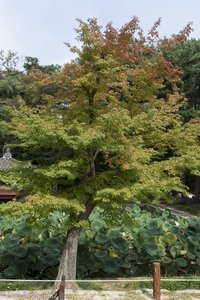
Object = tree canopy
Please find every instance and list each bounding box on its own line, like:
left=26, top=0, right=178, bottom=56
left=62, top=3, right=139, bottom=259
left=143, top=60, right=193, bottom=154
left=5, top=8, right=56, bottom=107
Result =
left=164, top=39, right=200, bottom=121
left=0, top=17, right=199, bottom=281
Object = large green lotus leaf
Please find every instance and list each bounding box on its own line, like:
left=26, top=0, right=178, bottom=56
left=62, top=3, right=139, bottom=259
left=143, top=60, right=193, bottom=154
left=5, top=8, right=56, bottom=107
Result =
left=108, top=247, right=119, bottom=258
left=180, top=250, right=187, bottom=255
left=95, top=233, right=108, bottom=245
left=45, top=238, right=61, bottom=249
left=170, top=247, right=176, bottom=258
left=158, top=244, right=166, bottom=256
left=0, top=242, right=7, bottom=254
left=162, top=222, right=172, bottom=232
left=162, top=210, right=170, bottom=218
left=188, top=236, right=199, bottom=247
left=85, top=230, right=94, bottom=240
left=176, top=258, right=188, bottom=267
left=41, top=229, right=50, bottom=239
left=2, top=220, right=14, bottom=232
left=17, top=225, right=32, bottom=237
left=94, top=250, right=107, bottom=259
left=188, top=217, right=200, bottom=231
left=131, top=219, right=142, bottom=231
left=104, top=261, right=119, bottom=274
left=134, top=235, right=144, bottom=250
left=4, top=260, right=28, bottom=278
left=43, top=247, right=61, bottom=258
left=170, top=242, right=184, bottom=258
left=14, top=259, right=29, bottom=274
left=144, top=243, right=160, bottom=256
left=1, top=254, right=13, bottom=264
left=79, top=231, right=86, bottom=245
left=110, top=236, right=129, bottom=252
left=186, top=252, right=195, bottom=260
left=41, top=254, right=59, bottom=266
left=196, top=252, right=200, bottom=259
left=91, top=219, right=105, bottom=231
left=132, top=205, right=141, bottom=214
left=4, top=267, right=17, bottom=278
left=108, top=229, right=122, bottom=239
left=11, top=245, right=27, bottom=258
left=171, top=226, right=180, bottom=234
left=148, top=220, right=159, bottom=231
left=163, top=257, right=173, bottom=264
left=186, top=243, right=196, bottom=254
left=196, top=257, right=200, bottom=266
left=147, top=227, right=162, bottom=236
left=163, top=232, right=177, bottom=245
left=27, top=244, right=41, bottom=256
left=22, top=225, right=32, bottom=236
left=4, top=238, right=19, bottom=248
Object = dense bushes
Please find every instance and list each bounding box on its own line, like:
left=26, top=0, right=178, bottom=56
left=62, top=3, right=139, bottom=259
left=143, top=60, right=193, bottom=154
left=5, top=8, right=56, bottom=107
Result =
left=0, top=206, right=200, bottom=279
left=78, top=207, right=200, bottom=277
left=0, top=212, right=69, bottom=278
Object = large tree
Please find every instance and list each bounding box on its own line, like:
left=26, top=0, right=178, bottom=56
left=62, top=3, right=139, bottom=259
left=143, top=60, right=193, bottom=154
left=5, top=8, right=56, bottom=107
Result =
left=0, top=51, right=25, bottom=151
left=1, top=18, right=200, bottom=285
left=163, top=38, right=200, bottom=119
left=163, top=39, right=200, bottom=199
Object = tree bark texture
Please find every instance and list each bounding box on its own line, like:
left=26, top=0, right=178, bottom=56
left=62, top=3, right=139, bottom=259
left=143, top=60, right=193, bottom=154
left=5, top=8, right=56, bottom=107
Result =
left=55, top=150, right=97, bottom=288
left=55, top=227, right=81, bottom=289
left=55, top=197, right=95, bottom=289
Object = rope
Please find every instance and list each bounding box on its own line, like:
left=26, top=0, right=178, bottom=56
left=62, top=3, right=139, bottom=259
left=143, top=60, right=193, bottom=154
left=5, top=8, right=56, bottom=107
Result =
left=0, top=278, right=200, bottom=282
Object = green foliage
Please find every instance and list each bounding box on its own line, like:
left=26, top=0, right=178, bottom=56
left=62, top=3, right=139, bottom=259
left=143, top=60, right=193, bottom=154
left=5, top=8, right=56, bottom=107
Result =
left=24, top=56, right=61, bottom=74
left=164, top=39, right=200, bottom=120
left=77, top=207, right=200, bottom=277
left=0, top=212, right=69, bottom=279
left=1, top=206, right=200, bottom=279
left=0, top=19, right=200, bottom=281
left=1, top=20, right=199, bottom=215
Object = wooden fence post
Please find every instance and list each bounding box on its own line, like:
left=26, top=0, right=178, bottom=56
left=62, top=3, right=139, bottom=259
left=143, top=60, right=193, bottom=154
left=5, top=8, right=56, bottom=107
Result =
left=153, top=262, right=161, bottom=300
left=58, top=275, right=65, bottom=300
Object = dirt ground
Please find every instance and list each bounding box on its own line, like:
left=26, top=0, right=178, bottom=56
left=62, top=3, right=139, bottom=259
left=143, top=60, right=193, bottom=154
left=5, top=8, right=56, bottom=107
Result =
left=1, top=289, right=200, bottom=300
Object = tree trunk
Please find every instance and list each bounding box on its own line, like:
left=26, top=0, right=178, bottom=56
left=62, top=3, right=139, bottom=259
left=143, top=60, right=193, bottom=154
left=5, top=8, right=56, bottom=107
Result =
left=55, top=194, right=95, bottom=289
left=55, top=152, right=97, bottom=289
left=55, top=227, right=82, bottom=289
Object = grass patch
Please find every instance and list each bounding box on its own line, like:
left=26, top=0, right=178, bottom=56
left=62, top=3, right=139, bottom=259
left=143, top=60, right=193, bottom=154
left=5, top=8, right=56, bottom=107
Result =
left=78, top=281, right=103, bottom=290
left=78, top=277, right=200, bottom=291
left=78, top=278, right=152, bottom=291
left=161, top=279, right=200, bottom=291
left=162, top=292, right=200, bottom=300
left=0, top=281, right=52, bottom=291
left=0, top=277, right=200, bottom=292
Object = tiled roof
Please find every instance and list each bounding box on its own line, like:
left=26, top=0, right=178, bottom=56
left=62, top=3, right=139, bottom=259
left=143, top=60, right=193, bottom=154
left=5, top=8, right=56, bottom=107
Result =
left=0, top=149, right=21, bottom=171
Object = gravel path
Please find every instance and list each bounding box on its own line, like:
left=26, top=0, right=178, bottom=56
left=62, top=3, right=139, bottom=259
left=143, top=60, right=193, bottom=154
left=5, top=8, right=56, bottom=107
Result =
left=1, top=289, right=200, bottom=300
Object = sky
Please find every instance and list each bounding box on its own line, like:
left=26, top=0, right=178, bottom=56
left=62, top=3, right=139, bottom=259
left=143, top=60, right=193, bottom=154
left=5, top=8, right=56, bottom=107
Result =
left=0, top=0, right=200, bottom=66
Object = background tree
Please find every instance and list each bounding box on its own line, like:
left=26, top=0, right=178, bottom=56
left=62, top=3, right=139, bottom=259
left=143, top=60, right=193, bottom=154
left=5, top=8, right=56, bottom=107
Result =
left=164, top=39, right=200, bottom=120
left=0, top=52, right=62, bottom=154
left=0, top=51, right=25, bottom=152
left=163, top=39, right=200, bottom=200
left=1, top=18, right=199, bottom=285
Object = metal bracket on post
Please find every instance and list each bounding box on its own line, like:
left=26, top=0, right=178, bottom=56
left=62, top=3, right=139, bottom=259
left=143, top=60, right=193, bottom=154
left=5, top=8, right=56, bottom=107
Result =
left=153, top=262, right=161, bottom=300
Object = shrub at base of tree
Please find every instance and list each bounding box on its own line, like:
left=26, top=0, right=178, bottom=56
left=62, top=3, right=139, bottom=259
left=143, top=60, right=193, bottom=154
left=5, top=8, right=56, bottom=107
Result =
left=0, top=206, right=200, bottom=279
